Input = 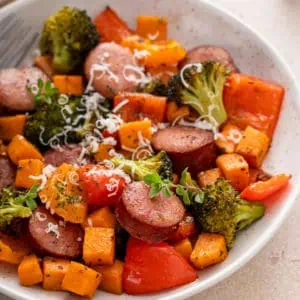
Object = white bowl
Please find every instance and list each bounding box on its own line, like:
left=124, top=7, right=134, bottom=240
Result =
left=1, top=0, right=300, bottom=299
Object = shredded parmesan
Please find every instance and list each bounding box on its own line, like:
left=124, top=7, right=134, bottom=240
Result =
left=86, top=166, right=131, bottom=184
left=123, top=65, right=152, bottom=86
left=103, top=137, right=117, bottom=146
left=30, top=165, right=56, bottom=191
left=180, top=63, right=203, bottom=88
left=112, top=99, right=129, bottom=113
left=226, top=129, right=243, bottom=144
left=45, top=222, right=60, bottom=239
left=133, top=49, right=150, bottom=60
left=147, top=31, right=160, bottom=40
left=105, top=177, right=120, bottom=197
left=35, top=212, right=47, bottom=222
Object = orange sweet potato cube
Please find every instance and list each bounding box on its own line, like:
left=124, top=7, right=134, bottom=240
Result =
left=61, top=261, right=102, bottom=298
left=190, top=233, right=227, bottom=269
left=15, top=159, right=44, bottom=189
left=83, top=227, right=115, bottom=266
left=18, top=254, right=43, bottom=286
left=216, top=153, right=249, bottom=192
left=236, top=126, right=270, bottom=168
left=43, top=257, right=70, bottom=291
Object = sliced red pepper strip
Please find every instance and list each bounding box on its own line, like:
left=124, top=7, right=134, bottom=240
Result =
left=240, top=174, right=291, bottom=201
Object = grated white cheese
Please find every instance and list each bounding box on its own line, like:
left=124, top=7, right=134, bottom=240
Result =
left=122, top=65, right=152, bottom=86
left=180, top=63, right=203, bottom=88
left=45, top=222, right=60, bottom=239
left=103, top=137, right=117, bottom=146
left=68, top=171, right=80, bottom=186
left=86, top=166, right=131, bottom=184
left=105, top=177, right=120, bottom=198
left=112, top=99, right=129, bottom=113
left=35, top=212, right=47, bottom=222
left=108, top=148, right=124, bottom=158
left=133, top=49, right=150, bottom=60
left=30, top=164, right=56, bottom=191
left=147, top=31, right=160, bottom=40
left=58, top=94, right=69, bottom=105
left=226, top=128, right=243, bottom=144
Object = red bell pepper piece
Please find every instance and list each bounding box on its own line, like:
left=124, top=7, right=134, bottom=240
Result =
left=123, top=238, right=197, bottom=295
left=78, top=165, right=126, bottom=207
left=241, top=174, right=291, bottom=201
left=223, top=73, right=285, bottom=138
left=94, top=7, right=132, bottom=44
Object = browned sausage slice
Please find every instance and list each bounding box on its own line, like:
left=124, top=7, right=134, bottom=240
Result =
left=180, top=45, right=239, bottom=73
left=152, top=126, right=217, bottom=176
left=116, top=200, right=176, bottom=244
left=44, top=144, right=83, bottom=167
left=0, top=67, right=48, bottom=112
left=0, top=157, right=15, bottom=191
left=85, top=42, right=140, bottom=98
left=28, top=206, right=83, bottom=259
left=116, top=181, right=185, bottom=243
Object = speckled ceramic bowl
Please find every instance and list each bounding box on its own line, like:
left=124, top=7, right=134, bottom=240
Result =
left=1, top=0, right=300, bottom=299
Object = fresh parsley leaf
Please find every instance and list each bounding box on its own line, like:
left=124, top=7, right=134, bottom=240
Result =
left=149, top=182, right=163, bottom=197
left=194, top=190, right=205, bottom=204
left=176, top=185, right=191, bottom=205
left=27, top=80, right=59, bottom=106
left=143, top=173, right=162, bottom=186
left=162, top=185, right=173, bottom=197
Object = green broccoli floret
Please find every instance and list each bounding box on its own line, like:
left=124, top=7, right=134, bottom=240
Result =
left=40, top=6, right=99, bottom=73
left=24, top=96, right=84, bottom=149
left=139, top=79, right=169, bottom=97
left=193, top=178, right=265, bottom=247
left=168, top=62, right=230, bottom=126
left=111, top=151, right=172, bottom=181
left=0, top=185, right=39, bottom=230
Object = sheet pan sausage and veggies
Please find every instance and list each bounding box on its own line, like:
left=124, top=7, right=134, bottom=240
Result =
left=0, top=6, right=291, bottom=298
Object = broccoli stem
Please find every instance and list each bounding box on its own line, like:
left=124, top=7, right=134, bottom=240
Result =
left=235, top=201, right=265, bottom=232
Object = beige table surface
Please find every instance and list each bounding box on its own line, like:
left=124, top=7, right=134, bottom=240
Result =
left=1, top=0, right=300, bottom=299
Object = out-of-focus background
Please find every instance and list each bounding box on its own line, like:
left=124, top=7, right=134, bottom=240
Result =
left=0, top=0, right=300, bottom=299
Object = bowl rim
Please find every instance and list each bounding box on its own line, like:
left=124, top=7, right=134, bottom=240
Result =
left=1, top=0, right=300, bottom=299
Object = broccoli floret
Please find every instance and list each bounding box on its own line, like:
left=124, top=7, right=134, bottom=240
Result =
left=168, top=62, right=230, bottom=126
left=24, top=96, right=84, bottom=149
left=0, top=185, right=39, bottom=230
left=40, top=6, right=99, bottom=73
left=111, top=151, right=172, bottom=181
left=139, top=79, right=169, bottom=97
left=193, top=178, right=265, bottom=247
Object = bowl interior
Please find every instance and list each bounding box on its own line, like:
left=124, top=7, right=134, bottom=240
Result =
left=1, top=0, right=300, bottom=299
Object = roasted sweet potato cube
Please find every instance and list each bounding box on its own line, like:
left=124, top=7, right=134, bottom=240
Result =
left=236, top=126, right=270, bottom=168
left=83, top=227, right=115, bottom=265
left=198, top=168, right=223, bottom=187
left=190, top=233, right=227, bottom=269
left=216, top=153, right=249, bottom=192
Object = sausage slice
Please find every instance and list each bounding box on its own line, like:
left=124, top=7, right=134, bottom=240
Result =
left=180, top=45, right=239, bottom=72
left=116, top=182, right=185, bottom=243
left=152, top=126, right=216, bottom=176
left=44, top=144, right=83, bottom=167
left=85, top=42, right=140, bottom=98
left=28, top=206, right=83, bottom=259
left=0, top=67, right=48, bottom=112
left=0, top=157, right=16, bottom=191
